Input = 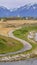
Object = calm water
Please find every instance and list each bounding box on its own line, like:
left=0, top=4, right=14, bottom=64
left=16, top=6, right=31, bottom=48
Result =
left=0, top=58, right=37, bottom=65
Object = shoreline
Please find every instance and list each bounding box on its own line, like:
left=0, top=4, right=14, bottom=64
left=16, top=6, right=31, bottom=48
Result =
left=0, top=52, right=37, bottom=62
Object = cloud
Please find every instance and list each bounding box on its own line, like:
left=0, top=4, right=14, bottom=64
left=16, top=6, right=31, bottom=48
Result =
left=0, top=0, right=37, bottom=9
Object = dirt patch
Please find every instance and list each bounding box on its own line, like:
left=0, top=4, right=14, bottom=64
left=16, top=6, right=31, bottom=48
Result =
left=0, top=28, right=15, bottom=36
left=0, top=20, right=37, bottom=28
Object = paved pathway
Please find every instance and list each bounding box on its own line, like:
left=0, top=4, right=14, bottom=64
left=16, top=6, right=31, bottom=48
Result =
left=0, top=27, right=32, bottom=56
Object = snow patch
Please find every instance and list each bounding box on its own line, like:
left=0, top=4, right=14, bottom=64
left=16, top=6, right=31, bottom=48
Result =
left=33, top=6, right=36, bottom=9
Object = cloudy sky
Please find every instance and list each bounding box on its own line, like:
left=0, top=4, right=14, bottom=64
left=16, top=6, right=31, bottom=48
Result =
left=0, top=0, right=37, bottom=9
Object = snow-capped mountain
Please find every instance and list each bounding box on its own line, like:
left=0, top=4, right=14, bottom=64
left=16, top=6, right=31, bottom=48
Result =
left=12, top=4, right=37, bottom=17
left=0, top=4, right=37, bottom=17
left=0, top=6, right=10, bottom=17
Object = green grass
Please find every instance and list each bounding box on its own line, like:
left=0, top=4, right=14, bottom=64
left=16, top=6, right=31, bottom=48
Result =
left=13, top=24, right=37, bottom=54
left=0, top=36, right=24, bottom=54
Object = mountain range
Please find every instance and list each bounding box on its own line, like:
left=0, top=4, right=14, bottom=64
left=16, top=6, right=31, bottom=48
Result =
left=0, top=4, right=37, bottom=17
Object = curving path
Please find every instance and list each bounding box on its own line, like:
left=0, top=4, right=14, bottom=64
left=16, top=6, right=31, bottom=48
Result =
left=0, top=27, right=32, bottom=56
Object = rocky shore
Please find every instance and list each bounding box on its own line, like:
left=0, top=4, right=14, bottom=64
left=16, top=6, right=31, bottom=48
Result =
left=0, top=53, right=37, bottom=62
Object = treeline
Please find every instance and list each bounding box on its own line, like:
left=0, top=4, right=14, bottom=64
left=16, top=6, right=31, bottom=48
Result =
left=0, top=17, right=37, bottom=22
